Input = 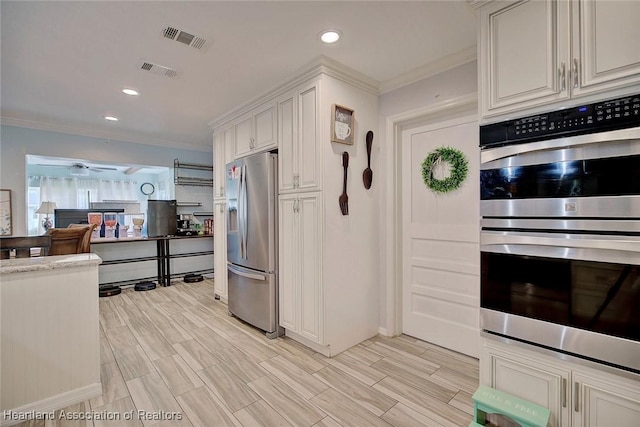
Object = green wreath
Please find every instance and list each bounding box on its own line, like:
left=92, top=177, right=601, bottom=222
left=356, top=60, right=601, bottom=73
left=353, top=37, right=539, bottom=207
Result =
left=421, top=146, right=468, bottom=193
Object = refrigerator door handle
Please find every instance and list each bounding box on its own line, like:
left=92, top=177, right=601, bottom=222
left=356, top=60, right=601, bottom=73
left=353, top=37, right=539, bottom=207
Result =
left=240, top=164, right=248, bottom=259
left=237, top=164, right=248, bottom=259
left=228, top=264, right=266, bottom=281
left=236, top=165, right=243, bottom=259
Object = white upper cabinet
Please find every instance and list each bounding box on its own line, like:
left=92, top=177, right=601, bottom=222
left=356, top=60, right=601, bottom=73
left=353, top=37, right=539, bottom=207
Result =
left=233, top=100, right=277, bottom=159
left=478, top=0, right=640, bottom=121
left=213, top=126, right=234, bottom=199
left=572, top=0, right=640, bottom=97
left=479, top=0, right=569, bottom=118
left=278, top=80, right=320, bottom=194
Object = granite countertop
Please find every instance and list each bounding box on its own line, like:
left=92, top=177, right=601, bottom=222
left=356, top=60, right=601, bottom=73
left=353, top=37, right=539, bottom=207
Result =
left=0, top=253, right=102, bottom=274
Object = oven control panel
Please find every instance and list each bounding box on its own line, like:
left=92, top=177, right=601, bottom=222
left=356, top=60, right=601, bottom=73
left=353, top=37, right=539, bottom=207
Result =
left=480, top=93, right=640, bottom=148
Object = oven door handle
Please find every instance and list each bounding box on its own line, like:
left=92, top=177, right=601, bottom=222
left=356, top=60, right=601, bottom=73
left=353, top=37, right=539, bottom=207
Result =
left=481, top=231, right=640, bottom=252
left=480, top=233, right=640, bottom=265
left=480, top=127, right=640, bottom=165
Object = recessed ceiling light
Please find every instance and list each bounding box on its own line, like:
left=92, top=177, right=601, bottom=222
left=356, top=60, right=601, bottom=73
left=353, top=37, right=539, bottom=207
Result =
left=104, top=116, right=119, bottom=121
left=320, top=30, right=341, bottom=44
left=122, top=88, right=139, bottom=96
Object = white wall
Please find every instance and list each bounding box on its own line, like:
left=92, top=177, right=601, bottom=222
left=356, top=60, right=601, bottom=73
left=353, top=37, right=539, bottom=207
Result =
left=377, top=60, right=477, bottom=331
left=0, top=125, right=213, bottom=235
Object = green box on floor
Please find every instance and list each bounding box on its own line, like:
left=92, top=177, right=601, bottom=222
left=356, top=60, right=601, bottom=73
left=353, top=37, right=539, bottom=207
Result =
left=470, top=385, right=550, bottom=427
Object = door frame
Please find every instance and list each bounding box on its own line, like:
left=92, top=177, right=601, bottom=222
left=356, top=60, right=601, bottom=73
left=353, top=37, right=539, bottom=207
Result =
left=382, top=92, right=478, bottom=337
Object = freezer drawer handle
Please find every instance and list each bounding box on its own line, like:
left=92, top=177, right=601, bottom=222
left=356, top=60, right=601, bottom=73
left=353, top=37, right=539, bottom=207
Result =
left=228, top=264, right=266, bottom=281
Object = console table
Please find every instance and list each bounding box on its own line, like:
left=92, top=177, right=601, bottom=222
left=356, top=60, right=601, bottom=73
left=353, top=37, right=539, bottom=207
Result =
left=92, top=234, right=213, bottom=287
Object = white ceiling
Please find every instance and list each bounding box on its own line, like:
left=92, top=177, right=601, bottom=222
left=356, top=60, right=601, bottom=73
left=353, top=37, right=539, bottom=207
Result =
left=1, top=1, right=477, bottom=152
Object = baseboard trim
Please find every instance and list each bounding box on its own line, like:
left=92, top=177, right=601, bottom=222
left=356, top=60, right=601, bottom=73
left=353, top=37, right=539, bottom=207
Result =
left=378, top=327, right=390, bottom=337
left=1, top=382, right=102, bottom=427
left=284, top=330, right=332, bottom=357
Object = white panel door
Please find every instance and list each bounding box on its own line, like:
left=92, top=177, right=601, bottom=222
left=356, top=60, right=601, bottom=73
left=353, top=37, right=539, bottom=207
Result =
left=278, top=194, right=298, bottom=332
left=401, top=115, right=480, bottom=357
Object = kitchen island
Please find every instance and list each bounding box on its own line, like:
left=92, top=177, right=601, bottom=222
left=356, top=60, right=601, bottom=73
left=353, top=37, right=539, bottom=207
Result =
left=0, top=253, right=102, bottom=419
left=91, top=234, right=213, bottom=287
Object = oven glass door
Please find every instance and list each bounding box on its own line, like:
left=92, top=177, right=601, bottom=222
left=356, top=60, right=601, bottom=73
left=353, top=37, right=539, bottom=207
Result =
left=480, top=154, right=640, bottom=201
left=481, top=244, right=640, bottom=343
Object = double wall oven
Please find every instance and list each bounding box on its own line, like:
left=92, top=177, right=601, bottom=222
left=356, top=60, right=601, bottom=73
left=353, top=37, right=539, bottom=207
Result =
left=479, top=94, right=640, bottom=373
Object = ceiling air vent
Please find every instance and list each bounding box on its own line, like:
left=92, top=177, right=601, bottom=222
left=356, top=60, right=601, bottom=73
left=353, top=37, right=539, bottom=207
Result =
left=139, top=61, right=179, bottom=79
left=162, top=25, right=209, bottom=51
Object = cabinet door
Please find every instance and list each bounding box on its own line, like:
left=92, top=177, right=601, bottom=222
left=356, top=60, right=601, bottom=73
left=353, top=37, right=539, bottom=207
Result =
left=297, top=82, right=320, bottom=192
left=572, top=0, right=640, bottom=98
left=486, top=347, right=570, bottom=427
left=278, top=194, right=298, bottom=331
left=298, top=192, right=322, bottom=344
left=479, top=0, right=569, bottom=118
left=278, top=91, right=297, bottom=193
left=213, top=132, right=224, bottom=199
left=572, top=371, right=640, bottom=427
left=253, top=101, right=277, bottom=152
left=214, top=200, right=228, bottom=301
left=234, top=114, right=253, bottom=159
left=214, top=127, right=233, bottom=199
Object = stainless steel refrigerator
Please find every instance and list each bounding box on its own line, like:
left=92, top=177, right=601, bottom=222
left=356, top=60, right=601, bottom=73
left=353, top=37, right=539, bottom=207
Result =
left=147, top=200, right=177, bottom=237
left=226, top=152, right=280, bottom=338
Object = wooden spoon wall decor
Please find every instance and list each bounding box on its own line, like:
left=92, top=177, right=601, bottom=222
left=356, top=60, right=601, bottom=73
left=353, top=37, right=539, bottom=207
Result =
left=363, top=130, right=373, bottom=189
left=339, top=151, right=349, bottom=215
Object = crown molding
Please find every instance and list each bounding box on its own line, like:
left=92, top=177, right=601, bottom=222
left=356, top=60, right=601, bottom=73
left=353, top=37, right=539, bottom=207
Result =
left=208, top=55, right=380, bottom=130
left=378, top=46, right=477, bottom=95
left=0, top=115, right=211, bottom=153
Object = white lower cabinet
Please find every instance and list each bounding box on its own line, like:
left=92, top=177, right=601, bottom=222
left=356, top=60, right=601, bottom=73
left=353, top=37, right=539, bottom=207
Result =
left=278, top=192, right=322, bottom=344
left=213, top=199, right=227, bottom=301
left=572, top=372, right=640, bottom=427
left=482, top=338, right=640, bottom=427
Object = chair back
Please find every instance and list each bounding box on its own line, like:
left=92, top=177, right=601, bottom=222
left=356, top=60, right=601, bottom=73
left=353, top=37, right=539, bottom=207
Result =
left=43, top=227, right=91, bottom=256
left=0, top=236, right=52, bottom=259
left=67, top=223, right=97, bottom=253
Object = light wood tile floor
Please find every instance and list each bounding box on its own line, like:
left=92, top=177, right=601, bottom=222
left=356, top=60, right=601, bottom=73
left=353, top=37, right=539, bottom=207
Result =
left=14, top=279, right=479, bottom=427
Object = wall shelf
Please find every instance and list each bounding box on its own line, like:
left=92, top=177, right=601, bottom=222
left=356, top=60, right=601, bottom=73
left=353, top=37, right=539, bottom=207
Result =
left=193, top=212, right=214, bottom=217
left=174, top=158, right=214, bottom=187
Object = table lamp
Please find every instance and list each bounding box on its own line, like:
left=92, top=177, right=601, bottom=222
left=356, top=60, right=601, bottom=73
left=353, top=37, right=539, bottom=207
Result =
left=36, top=201, right=57, bottom=231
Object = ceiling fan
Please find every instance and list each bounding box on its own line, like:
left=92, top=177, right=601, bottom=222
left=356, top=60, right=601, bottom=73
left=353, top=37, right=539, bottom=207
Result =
left=37, top=162, right=119, bottom=174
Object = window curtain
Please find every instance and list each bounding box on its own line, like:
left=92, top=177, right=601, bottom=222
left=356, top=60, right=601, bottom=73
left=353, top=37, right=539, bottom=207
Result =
left=37, top=177, right=139, bottom=209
